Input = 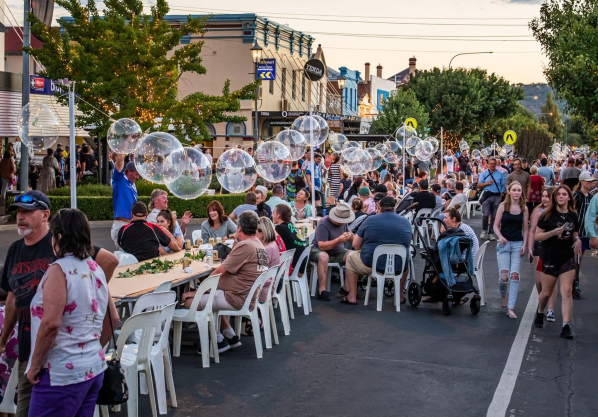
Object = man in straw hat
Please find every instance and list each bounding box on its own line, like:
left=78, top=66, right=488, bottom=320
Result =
left=310, top=202, right=355, bottom=301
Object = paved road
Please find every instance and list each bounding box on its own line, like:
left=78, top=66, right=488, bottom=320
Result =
left=0, top=217, right=595, bottom=416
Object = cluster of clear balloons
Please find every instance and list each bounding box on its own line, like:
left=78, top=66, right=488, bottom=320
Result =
left=480, top=142, right=505, bottom=158
left=17, top=102, right=60, bottom=151
left=551, top=143, right=570, bottom=161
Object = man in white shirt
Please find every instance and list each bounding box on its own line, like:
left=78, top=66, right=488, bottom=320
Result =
left=266, top=184, right=292, bottom=212
left=146, top=189, right=191, bottom=235
left=443, top=149, right=456, bottom=173
left=445, top=182, right=468, bottom=210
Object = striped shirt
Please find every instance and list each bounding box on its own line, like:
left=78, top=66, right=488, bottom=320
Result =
left=574, top=190, right=591, bottom=237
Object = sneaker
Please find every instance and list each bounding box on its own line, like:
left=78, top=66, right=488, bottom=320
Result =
left=226, top=335, right=242, bottom=349
left=534, top=309, right=544, bottom=328
left=560, top=324, right=574, bottom=339
left=546, top=309, right=556, bottom=322
left=489, top=233, right=496, bottom=241
left=217, top=338, right=230, bottom=353
left=480, top=231, right=487, bottom=240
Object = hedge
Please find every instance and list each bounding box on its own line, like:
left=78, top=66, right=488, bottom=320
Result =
left=7, top=194, right=248, bottom=221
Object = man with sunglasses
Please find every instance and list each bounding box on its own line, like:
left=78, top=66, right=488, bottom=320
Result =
left=111, top=155, right=140, bottom=249
left=0, top=191, right=119, bottom=417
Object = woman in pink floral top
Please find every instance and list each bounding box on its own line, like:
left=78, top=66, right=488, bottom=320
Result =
left=26, top=209, right=118, bottom=417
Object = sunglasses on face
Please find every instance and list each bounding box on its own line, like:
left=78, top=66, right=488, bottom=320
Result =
left=15, top=194, right=49, bottom=210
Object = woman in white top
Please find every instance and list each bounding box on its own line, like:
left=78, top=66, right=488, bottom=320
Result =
left=26, top=209, right=118, bottom=417
left=257, top=217, right=286, bottom=302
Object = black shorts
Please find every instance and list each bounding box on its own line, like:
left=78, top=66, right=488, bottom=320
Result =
left=532, top=241, right=542, bottom=257
left=541, top=257, right=576, bottom=278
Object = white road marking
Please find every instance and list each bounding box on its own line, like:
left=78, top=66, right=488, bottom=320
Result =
left=487, top=288, right=538, bottom=417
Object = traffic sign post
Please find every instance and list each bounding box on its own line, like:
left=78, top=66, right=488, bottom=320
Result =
left=503, top=130, right=517, bottom=145
left=405, top=118, right=418, bottom=130
left=257, top=59, right=276, bottom=80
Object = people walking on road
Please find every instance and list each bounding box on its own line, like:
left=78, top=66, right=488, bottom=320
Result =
left=478, top=157, right=506, bottom=241
left=493, top=181, right=528, bottom=319
left=534, top=185, right=581, bottom=339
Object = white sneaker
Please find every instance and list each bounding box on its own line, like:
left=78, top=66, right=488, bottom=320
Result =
left=546, top=309, right=556, bottom=322
left=480, top=231, right=487, bottom=239
left=489, top=234, right=496, bottom=241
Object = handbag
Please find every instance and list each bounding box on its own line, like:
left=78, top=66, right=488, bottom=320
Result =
left=214, top=242, right=232, bottom=260
left=96, top=307, right=129, bottom=405
left=486, top=170, right=506, bottom=201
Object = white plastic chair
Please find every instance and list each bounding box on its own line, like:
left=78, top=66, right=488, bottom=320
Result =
left=308, top=232, right=345, bottom=296
left=192, top=230, right=202, bottom=245
left=255, top=267, right=281, bottom=349
left=288, top=245, right=314, bottom=316
left=0, top=359, right=18, bottom=413
left=217, top=270, right=268, bottom=358
left=415, top=208, right=434, bottom=249
left=108, top=309, right=161, bottom=417
left=364, top=244, right=408, bottom=312
left=466, top=192, right=482, bottom=219
left=154, top=281, right=172, bottom=293
left=172, top=275, right=221, bottom=368
left=271, top=250, right=295, bottom=336
left=474, top=241, right=489, bottom=306
left=207, top=189, right=215, bottom=196
left=116, top=251, right=139, bottom=267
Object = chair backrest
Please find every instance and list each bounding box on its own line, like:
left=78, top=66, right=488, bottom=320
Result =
left=0, top=359, right=19, bottom=413
left=371, top=244, right=408, bottom=279
left=117, top=252, right=138, bottom=267
left=273, top=250, right=295, bottom=297
left=156, top=302, right=177, bottom=350
left=459, top=203, right=468, bottom=218
left=475, top=241, right=490, bottom=272
left=290, top=244, right=313, bottom=279
left=192, top=230, right=202, bottom=245
left=240, top=267, right=276, bottom=312
left=116, top=310, right=161, bottom=362
left=131, top=291, right=177, bottom=316
left=308, top=232, right=315, bottom=245
left=154, top=281, right=172, bottom=293
left=431, top=207, right=443, bottom=218
left=416, top=208, right=433, bottom=218
left=185, top=275, right=220, bottom=319
left=207, top=189, right=216, bottom=196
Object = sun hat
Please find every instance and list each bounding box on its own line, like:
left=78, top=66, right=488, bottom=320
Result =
left=328, top=202, right=355, bottom=224
left=579, top=172, right=597, bottom=182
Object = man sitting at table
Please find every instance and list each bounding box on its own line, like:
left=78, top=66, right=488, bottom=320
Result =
left=117, top=201, right=181, bottom=261
left=229, top=192, right=257, bottom=222
left=310, top=202, right=355, bottom=301
left=182, top=211, right=269, bottom=353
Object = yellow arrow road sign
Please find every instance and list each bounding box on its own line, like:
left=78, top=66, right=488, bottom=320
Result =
left=503, top=130, right=517, bottom=145
left=405, top=118, right=418, bottom=129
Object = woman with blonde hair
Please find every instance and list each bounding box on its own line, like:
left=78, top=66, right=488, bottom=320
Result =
left=257, top=217, right=286, bottom=303
left=493, top=181, right=529, bottom=319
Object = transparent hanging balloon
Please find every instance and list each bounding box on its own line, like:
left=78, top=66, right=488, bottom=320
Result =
left=365, top=148, right=383, bottom=171
left=254, top=141, right=292, bottom=183
left=414, top=140, right=435, bottom=161
left=406, top=136, right=422, bottom=156
left=375, top=143, right=389, bottom=156
left=340, top=147, right=373, bottom=176
left=134, top=132, right=184, bottom=184
left=459, top=140, right=469, bottom=151
left=396, top=125, right=417, bottom=139
left=328, top=131, right=348, bottom=152
left=383, top=140, right=402, bottom=164
left=216, top=148, right=257, bottom=193
left=292, top=115, right=328, bottom=147
left=343, top=141, right=361, bottom=151
left=425, top=137, right=439, bottom=153
left=107, top=118, right=143, bottom=155
left=490, top=142, right=499, bottom=151
left=312, top=115, right=330, bottom=145
left=473, top=149, right=482, bottom=158
left=499, top=148, right=507, bottom=158
left=276, top=129, right=306, bottom=161
left=166, top=147, right=212, bottom=199
left=17, top=102, right=60, bottom=151
left=481, top=148, right=490, bottom=157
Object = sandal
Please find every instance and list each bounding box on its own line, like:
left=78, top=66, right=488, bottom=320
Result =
left=507, top=310, right=517, bottom=319
left=340, top=296, right=358, bottom=305
left=453, top=297, right=469, bottom=307
left=338, top=287, right=349, bottom=297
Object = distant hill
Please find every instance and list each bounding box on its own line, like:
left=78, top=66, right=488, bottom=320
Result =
left=516, top=83, right=567, bottom=116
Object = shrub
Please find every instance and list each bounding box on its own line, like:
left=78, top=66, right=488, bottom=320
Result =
left=47, top=184, right=112, bottom=196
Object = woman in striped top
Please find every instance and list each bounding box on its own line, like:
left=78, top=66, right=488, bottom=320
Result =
left=328, top=154, right=342, bottom=199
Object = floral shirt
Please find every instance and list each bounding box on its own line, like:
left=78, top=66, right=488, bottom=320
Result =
left=26, top=255, right=108, bottom=386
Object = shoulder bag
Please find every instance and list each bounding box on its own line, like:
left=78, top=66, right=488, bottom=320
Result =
left=96, top=307, right=129, bottom=405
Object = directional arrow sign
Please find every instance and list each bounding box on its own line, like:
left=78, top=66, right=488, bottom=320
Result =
left=405, top=118, right=418, bottom=129
left=503, top=130, right=517, bottom=145
left=257, top=59, right=276, bottom=80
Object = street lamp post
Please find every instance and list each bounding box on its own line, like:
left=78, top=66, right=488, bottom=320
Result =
left=250, top=42, right=264, bottom=148
left=338, top=76, right=346, bottom=134
left=448, top=51, right=494, bottom=69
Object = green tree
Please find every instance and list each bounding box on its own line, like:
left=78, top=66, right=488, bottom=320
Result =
left=540, top=91, right=564, bottom=138
left=369, top=90, right=429, bottom=136
left=402, top=68, right=524, bottom=141
left=485, top=105, right=537, bottom=145
left=26, top=0, right=257, bottom=141
left=530, top=0, right=598, bottom=123
left=516, top=124, right=553, bottom=162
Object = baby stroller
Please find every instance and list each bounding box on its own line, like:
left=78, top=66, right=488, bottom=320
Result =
left=408, top=218, right=481, bottom=316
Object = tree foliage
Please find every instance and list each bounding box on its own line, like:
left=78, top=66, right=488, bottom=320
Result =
left=369, top=90, right=429, bottom=136
left=516, top=124, right=553, bottom=162
left=401, top=67, right=524, bottom=138
left=530, top=0, right=598, bottom=124
left=540, top=91, right=564, bottom=138
left=26, top=0, right=257, bottom=141
left=485, top=105, right=538, bottom=145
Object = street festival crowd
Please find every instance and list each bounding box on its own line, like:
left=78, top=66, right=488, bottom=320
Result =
left=2, top=145, right=598, bottom=415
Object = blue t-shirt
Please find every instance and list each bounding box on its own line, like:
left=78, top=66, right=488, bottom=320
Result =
left=538, top=166, right=555, bottom=186
left=233, top=204, right=257, bottom=218
left=305, top=163, right=322, bottom=191
left=478, top=169, right=506, bottom=194
left=357, top=212, right=412, bottom=272
left=112, top=168, right=138, bottom=219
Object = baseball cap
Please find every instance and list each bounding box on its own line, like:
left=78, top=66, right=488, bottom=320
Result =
left=373, top=192, right=385, bottom=202
left=579, top=172, right=597, bottom=182
left=379, top=196, right=396, bottom=208
left=9, top=191, right=51, bottom=211
left=373, top=184, right=388, bottom=194
left=358, top=187, right=371, bottom=197
left=124, top=161, right=137, bottom=172
left=431, top=184, right=441, bottom=192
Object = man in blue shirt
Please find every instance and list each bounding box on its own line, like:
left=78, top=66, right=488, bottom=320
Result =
left=537, top=157, right=555, bottom=186
left=111, top=155, right=140, bottom=249
left=477, top=157, right=505, bottom=241
left=305, top=153, right=325, bottom=213
left=341, top=196, right=413, bottom=305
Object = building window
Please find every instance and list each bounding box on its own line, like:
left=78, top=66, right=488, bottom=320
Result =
left=301, top=75, right=306, bottom=102
left=226, top=122, right=246, bottom=136
left=269, top=80, right=274, bottom=95
left=292, top=71, right=297, bottom=100
left=281, top=68, right=286, bottom=98
left=206, top=123, right=216, bottom=136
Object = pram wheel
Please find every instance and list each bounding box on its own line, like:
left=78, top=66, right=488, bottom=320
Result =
left=573, top=290, right=581, bottom=300
left=442, top=298, right=453, bottom=316
left=470, top=295, right=481, bottom=315
left=383, top=280, right=395, bottom=297
left=408, top=282, right=422, bottom=306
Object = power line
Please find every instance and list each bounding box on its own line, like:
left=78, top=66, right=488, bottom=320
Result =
left=305, top=31, right=536, bottom=42
left=324, top=47, right=542, bottom=53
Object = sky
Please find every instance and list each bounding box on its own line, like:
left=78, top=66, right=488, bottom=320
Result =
left=3, top=0, right=546, bottom=84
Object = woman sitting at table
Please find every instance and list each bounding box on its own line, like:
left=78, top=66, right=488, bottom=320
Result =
left=156, top=209, right=184, bottom=252
left=201, top=200, right=237, bottom=243
left=290, top=188, right=313, bottom=220
left=257, top=217, right=286, bottom=304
